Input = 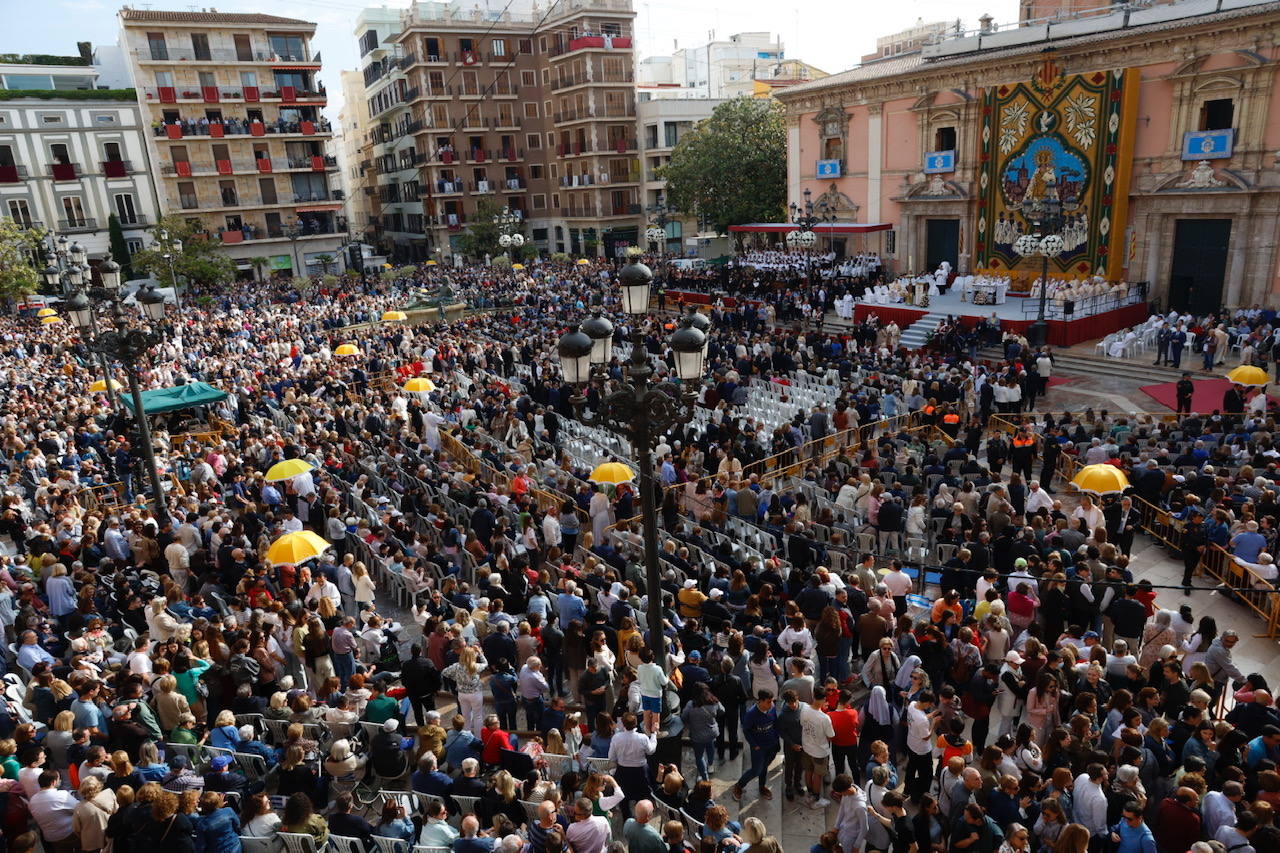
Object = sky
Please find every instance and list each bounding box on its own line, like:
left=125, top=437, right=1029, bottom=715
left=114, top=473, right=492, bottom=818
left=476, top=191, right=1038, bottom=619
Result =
left=10, top=0, right=1018, bottom=120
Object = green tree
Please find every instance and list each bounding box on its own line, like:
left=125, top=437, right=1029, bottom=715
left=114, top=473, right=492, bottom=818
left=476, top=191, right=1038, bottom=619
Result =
left=129, top=216, right=236, bottom=288
left=315, top=254, right=335, bottom=275
left=107, top=214, right=133, bottom=279
left=657, top=96, right=787, bottom=234
left=248, top=256, right=270, bottom=280
left=0, top=218, right=45, bottom=301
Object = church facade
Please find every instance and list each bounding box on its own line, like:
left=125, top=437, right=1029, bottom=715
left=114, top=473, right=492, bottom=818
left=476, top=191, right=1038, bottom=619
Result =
left=774, top=0, right=1280, bottom=315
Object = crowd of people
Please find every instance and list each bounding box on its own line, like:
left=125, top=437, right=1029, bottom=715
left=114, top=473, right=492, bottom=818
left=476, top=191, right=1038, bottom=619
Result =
left=0, top=254, right=1274, bottom=853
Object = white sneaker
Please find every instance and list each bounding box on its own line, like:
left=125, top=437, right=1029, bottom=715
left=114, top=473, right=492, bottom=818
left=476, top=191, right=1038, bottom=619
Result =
left=809, top=797, right=831, bottom=809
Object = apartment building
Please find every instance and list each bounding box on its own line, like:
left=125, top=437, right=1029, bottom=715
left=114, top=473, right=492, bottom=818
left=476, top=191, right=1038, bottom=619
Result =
left=118, top=8, right=344, bottom=275
left=337, top=68, right=373, bottom=249
left=636, top=97, right=722, bottom=255
left=355, top=7, right=426, bottom=260
left=354, top=0, right=640, bottom=259
left=0, top=51, right=159, bottom=263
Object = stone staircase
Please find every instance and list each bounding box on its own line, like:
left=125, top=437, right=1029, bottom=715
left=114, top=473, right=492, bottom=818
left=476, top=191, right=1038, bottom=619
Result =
left=981, top=346, right=1203, bottom=385
left=899, top=311, right=950, bottom=349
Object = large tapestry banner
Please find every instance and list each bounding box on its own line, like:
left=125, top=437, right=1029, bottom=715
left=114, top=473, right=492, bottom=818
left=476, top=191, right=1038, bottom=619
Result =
left=975, top=62, right=1138, bottom=281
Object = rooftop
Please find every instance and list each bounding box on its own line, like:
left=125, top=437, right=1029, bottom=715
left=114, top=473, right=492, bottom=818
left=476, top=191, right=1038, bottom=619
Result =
left=119, top=8, right=315, bottom=26
left=777, top=0, right=1279, bottom=99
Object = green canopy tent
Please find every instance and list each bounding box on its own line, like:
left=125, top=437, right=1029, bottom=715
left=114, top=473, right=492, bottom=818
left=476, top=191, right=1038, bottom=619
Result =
left=120, top=381, right=229, bottom=414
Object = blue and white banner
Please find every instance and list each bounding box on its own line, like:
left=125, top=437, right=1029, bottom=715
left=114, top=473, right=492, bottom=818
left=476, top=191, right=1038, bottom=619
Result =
left=1182, top=129, right=1233, bottom=161
left=815, top=158, right=842, bottom=178
left=923, top=150, right=955, bottom=173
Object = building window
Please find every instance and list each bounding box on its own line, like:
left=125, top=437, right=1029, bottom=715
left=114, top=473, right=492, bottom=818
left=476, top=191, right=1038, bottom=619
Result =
left=41, top=115, right=64, bottom=126
left=49, top=143, right=70, bottom=164
left=146, top=32, right=168, bottom=61
left=1200, top=98, right=1234, bottom=131
left=645, top=124, right=658, bottom=148
left=601, top=22, right=622, bottom=36
left=527, top=134, right=540, bottom=149
left=359, top=30, right=379, bottom=56
left=125, top=238, right=143, bottom=257
left=114, top=193, right=138, bottom=224
left=934, top=126, right=956, bottom=151
left=664, top=124, right=678, bottom=148
left=533, top=193, right=546, bottom=209
left=492, top=39, right=506, bottom=57
left=268, top=34, right=306, bottom=62
left=60, top=196, right=86, bottom=226
left=531, top=164, right=542, bottom=178
left=93, top=114, right=117, bottom=124
left=523, top=102, right=538, bottom=118
left=191, top=33, right=212, bottom=61
left=519, top=38, right=533, bottom=54
left=7, top=200, right=31, bottom=228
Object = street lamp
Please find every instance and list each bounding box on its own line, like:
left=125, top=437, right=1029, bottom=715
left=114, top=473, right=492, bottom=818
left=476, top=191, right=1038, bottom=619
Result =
left=152, top=228, right=184, bottom=310
left=1012, top=177, right=1071, bottom=347
left=65, top=280, right=172, bottom=526
left=789, top=188, right=822, bottom=285
left=44, top=232, right=118, bottom=408
left=645, top=195, right=675, bottom=260
left=555, top=261, right=706, bottom=674
left=493, top=207, right=524, bottom=258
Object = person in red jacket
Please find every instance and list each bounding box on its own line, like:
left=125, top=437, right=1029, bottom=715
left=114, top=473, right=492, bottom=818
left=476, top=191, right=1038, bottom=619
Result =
left=1153, top=787, right=1202, bottom=853
left=827, top=689, right=860, bottom=778
left=479, top=713, right=517, bottom=765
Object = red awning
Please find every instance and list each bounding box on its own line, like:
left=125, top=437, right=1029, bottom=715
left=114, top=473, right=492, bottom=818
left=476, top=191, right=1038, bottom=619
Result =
left=729, top=222, right=893, bottom=234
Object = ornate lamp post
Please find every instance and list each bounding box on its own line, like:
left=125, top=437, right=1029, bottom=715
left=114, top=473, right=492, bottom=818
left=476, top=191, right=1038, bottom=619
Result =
left=1012, top=178, right=1070, bottom=348
left=789, top=188, right=821, bottom=285
left=494, top=206, right=524, bottom=258
left=66, top=280, right=172, bottom=526
left=43, top=236, right=120, bottom=409
left=283, top=219, right=304, bottom=277
left=152, top=227, right=184, bottom=309
left=645, top=195, right=675, bottom=260
left=555, top=261, right=707, bottom=672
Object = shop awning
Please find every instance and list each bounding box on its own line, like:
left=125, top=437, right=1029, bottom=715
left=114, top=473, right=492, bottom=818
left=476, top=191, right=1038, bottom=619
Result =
left=121, top=381, right=229, bottom=414
left=728, top=222, right=894, bottom=234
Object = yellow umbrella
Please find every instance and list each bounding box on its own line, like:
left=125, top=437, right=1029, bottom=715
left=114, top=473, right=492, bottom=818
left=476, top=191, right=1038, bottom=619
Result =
left=425, top=260, right=438, bottom=266
left=576, top=259, right=591, bottom=266
left=512, top=263, right=525, bottom=270
left=1226, top=365, right=1270, bottom=387
left=334, top=343, right=361, bottom=356
left=382, top=310, right=408, bottom=321
left=264, top=458, right=315, bottom=482
left=41, top=316, right=62, bottom=325
left=403, top=377, right=436, bottom=393
left=89, top=378, right=123, bottom=393
left=1071, top=463, right=1131, bottom=496
left=37, top=308, right=57, bottom=317
left=266, top=530, right=332, bottom=565
left=589, top=461, right=636, bottom=485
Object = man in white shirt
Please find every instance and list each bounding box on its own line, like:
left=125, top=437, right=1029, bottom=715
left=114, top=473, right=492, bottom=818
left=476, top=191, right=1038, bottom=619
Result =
left=164, top=539, right=190, bottom=590
left=608, top=713, right=656, bottom=815
left=882, top=562, right=913, bottom=612
left=305, top=575, right=341, bottom=609
left=541, top=506, right=562, bottom=553
left=565, top=797, right=612, bottom=853
left=799, top=694, right=835, bottom=809
left=124, top=635, right=154, bottom=683
left=905, top=692, right=940, bottom=805
left=279, top=509, right=304, bottom=534
left=1026, top=481, right=1055, bottom=516
left=29, top=770, right=77, bottom=853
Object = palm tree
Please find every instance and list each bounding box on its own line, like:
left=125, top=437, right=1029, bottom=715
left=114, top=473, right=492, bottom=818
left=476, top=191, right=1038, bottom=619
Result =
left=315, top=254, right=335, bottom=275
left=248, top=256, right=269, bottom=280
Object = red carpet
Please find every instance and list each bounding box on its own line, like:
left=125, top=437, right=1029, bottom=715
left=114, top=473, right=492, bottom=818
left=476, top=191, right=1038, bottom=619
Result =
left=1046, top=376, right=1076, bottom=388
left=1139, top=378, right=1274, bottom=413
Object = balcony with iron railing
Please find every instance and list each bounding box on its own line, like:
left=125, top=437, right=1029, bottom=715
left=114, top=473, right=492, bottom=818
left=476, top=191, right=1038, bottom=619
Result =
left=101, top=160, right=134, bottom=177
left=399, top=53, right=418, bottom=70
left=466, top=148, right=491, bottom=163
left=501, top=178, right=526, bottom=191
left=497, top=147, right=525, bottom=162
left=551, top=71, right=633, bottom=91
left=469, top=179, right=496, bottom=194
left=118, top=214, right=150, bottom=227
left=557, top=141, right=593, bottom=156
left=136, top=47, right=313, bottom=63
left=394, top=118, right=424, bottom=138
left=432, top=181, right=464, bottom=194
left=143, top=85, right=326, bottom=103
left=0, top=165, right=28, bottom=183
left=560, top=204, right=598, bottom=218
left=547, top=34, right=634, bottom=57
left=57, top=218, right=97, bottom=232
left=293, top=191, right=334, bottom=203
left=488, top=115, right=521, bottom=130
left=49, top=162, right=80, bottom=181
left=419, top=85, right=453, bottom=99
left=153, top=117, right=333, bottom=138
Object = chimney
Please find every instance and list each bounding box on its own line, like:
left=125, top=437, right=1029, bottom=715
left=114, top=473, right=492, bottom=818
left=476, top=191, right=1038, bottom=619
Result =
left=978, top=13, right=995, bottom=32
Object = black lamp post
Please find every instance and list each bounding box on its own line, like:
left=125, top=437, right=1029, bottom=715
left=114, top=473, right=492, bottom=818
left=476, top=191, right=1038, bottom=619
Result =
left=1014, top=178, right=1070, bottom=348
left=44, top=237, right=120, bottom=409
left=789, top=188, right=820, bottom=285
left=555, top=261, right=707, bottom=673
left=66, top=281, right=172, bottom=526
left=645, top=195, right=675, bottom=261
left=494, top=206, right=524, bottom=258
left=284, top=219, right=303, bottom=277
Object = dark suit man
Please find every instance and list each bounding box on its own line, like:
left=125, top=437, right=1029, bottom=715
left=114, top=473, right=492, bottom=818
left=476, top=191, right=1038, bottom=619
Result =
left=1104, top=497, right=1139, bottom=556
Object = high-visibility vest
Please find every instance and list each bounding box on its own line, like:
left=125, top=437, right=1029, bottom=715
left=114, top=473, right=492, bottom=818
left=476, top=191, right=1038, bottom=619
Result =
left=1012, top=436, right=1035, bottom=448
left=942, top=413, right=961, bottom=425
